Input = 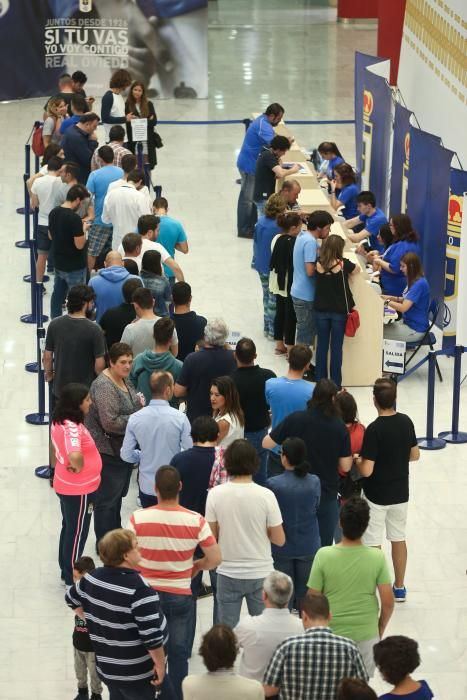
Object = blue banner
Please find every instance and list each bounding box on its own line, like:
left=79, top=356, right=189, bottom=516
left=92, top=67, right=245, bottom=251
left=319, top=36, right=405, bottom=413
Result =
left=354, top=52, right=387, bottom=180
left=389, top=103, right=412, bottom=215
left=407, top=126, right=454, bottom=328
left=0, top=0, right=208, bottom=100
left=360, top=68, right=392, bottom=214
left=442, top=168, right=467, bottom=348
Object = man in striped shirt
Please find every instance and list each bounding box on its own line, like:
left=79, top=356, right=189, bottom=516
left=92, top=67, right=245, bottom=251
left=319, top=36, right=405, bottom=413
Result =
left=65, top=529, right=170, bottom=700
left=129, top=465, right=221, bottom=700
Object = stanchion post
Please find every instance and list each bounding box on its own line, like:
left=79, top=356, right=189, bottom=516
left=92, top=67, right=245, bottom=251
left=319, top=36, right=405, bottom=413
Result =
left=438, top=345, right=467, bottom=443
left=20, top=224, right=48, bottom=324
left=418, top=350, right=446, bottom=450
left=34, top=381, right=54, bottom=482
left=143, top=161, right=151, bottom=190
left=15, top=145, right=32, bottom=246
left=25, top=325, right=49, bottom=426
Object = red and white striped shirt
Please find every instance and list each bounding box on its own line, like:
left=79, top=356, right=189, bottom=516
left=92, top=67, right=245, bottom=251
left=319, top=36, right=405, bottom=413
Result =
left=128, top=505, right=216, bottom=595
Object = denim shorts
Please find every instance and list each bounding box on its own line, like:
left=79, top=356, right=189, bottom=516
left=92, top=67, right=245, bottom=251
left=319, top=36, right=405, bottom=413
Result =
left=36, top=224, right=52, bottom=254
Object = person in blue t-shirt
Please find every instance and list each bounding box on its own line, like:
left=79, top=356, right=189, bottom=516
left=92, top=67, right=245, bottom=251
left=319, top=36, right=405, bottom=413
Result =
left=316, top=141, right=344, bottom=181
left=236, top=103, right=286, bottom=238
left=264, top=344, right=314, bottom=477
left=345, top=191, right=388, bottom=255
left=59, top=95, right=88, bottom=135
left=372, top=214, right=419, bottom=297
left=291, top=211, right=334, bottom=350
left=153, top=196, right=189, bottom=284
left=253, top=193, right=287, bottom=338
left=267, top=437, right=321, bottom=612
left=85, top=146, right=123, bottom=271
left=383, top=253, right=430, bottom=342
left=373, top=636, right=434, bottom=700
left=329, top=164, right=359, bottom=220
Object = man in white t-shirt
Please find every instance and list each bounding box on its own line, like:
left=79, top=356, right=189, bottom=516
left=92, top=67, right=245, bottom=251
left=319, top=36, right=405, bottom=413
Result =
left=235, top=571, right=303, bottom=682
left=101, top=169, right=150, bottom=248
left=205, top=439, right=285, bottom=628
left=118, top=216, right=185, bottom=281
left=30, top=155, right=64, bottom=284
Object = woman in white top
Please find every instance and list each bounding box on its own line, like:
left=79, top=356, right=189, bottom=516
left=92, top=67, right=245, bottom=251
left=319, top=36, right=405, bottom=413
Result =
left=101, top=69, right=133, bottom=142
left=210, top=376, right=244, bottom=447
left=43, top=97, right=67, bottom=147
left=182, top=624, right=263, bottom=700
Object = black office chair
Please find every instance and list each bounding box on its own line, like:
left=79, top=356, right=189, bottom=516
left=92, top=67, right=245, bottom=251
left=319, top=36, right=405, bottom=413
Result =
left=404, top=299, right=443, bottom=381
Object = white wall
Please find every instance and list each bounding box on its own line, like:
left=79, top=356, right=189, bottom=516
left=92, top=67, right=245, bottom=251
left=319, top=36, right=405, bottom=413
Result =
left=398, top=0, right=467, bottom=165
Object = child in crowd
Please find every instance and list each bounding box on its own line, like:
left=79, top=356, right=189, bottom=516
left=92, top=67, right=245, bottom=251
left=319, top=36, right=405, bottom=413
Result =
left=72, top=556, right=102, bottom=700
left=140, top=250, right=172, bottom=317
left=373, top=636, right=433, bottom=699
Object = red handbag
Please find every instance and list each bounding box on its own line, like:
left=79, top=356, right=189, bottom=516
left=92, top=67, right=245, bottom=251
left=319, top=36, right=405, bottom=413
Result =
left=341, top=264, right=360, bottom=337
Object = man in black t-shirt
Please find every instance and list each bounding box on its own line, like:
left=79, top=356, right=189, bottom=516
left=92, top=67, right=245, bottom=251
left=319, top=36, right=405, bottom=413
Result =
left=174, top=318, right=236, bottom=423
left=48, top=184, right=90, bottom=319
left=253, top=135, right=300, bottom=216
left=171, top=282, right=207, bottom=361
left=357, top=378, right=420, bottom=603
left=231, top=338, right=276, bottom=486
left=99, top=277, right=143, bottom=350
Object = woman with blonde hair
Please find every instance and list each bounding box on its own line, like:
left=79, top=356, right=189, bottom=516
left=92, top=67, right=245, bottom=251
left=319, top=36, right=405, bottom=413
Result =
left=43, top=96, right=68, bottom=147
left=125, top=81, right=159, bottom=170
left=253, top=193, right=287, bottom=338
left=314, top=234, right=359, bottom=388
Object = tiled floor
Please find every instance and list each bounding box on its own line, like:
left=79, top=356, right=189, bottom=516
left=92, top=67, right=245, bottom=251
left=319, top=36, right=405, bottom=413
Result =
left=0, top=1, right=466, bottom=698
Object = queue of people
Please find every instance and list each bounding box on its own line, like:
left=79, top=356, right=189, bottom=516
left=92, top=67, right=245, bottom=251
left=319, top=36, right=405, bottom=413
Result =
left=29, top=85, right=434, bottom=700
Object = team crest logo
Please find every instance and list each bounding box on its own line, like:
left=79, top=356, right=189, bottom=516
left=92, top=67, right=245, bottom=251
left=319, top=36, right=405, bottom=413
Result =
left=448, top=195, right=462, bottom=225
left=363, top=90, right=374, bottom=117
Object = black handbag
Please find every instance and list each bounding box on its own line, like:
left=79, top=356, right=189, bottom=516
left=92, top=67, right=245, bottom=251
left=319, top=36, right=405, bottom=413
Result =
left=153, top=130, right=163, bottom=149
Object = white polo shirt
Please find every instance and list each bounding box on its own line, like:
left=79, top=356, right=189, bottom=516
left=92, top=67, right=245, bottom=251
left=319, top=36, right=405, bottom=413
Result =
left=101, top=182, right=150, bottom=247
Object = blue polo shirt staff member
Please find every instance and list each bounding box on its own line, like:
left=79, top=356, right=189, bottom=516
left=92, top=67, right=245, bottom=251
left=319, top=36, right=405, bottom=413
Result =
left=371, top=214, right=419, bottom=297
left=344, top=190, right=388, bottom=255
left=236, top=103, right=285, bottom=238
left=316, top=141, right=344, bottom=181
left=329, top=164, right=359, bottom=220
left=383, top=252, right=430, bottom=342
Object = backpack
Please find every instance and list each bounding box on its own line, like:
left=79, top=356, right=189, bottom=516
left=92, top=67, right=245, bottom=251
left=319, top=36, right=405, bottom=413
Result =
left=32, top=123, right=45, bottom=157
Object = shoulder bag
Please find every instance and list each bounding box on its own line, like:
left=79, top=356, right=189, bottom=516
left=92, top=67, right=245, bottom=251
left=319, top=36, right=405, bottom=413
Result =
left=341, top=263, right=360, bottom=337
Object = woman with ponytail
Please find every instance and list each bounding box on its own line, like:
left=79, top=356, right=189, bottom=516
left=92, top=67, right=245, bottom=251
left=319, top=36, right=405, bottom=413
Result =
left=267, top=437, right=321, bottom=611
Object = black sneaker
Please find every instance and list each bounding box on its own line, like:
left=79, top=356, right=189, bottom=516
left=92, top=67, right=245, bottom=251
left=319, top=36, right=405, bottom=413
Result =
left=74, top=689, right=89, bottom=700
left=303, top=364, right=316, bottom=382
left=90, top=694, right=102, bottom=700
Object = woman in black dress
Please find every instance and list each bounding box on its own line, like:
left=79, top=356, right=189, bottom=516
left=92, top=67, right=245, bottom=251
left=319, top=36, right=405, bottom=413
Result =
left=125, top=81, right=159, bottom=171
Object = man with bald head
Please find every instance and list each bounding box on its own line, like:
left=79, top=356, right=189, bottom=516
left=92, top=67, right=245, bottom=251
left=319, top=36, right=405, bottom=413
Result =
left=280, top=179, right=302, bottom=212
left=89, top=251, right=140, bottom=322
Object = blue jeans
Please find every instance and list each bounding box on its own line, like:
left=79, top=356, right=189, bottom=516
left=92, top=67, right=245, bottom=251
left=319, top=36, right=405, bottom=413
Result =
left=105, top=677, right=174, bottom=700
left=158, top=591, right=193, bottom=700
left=51, top=268, right=87, bottom=319
left=258, top=272, right=276, bottom=338
left=292, top=297, right=316, bottom=346
left=245, top=428, right=268, bottom=486
left=273, top=555, right=315, bottom=611
left=317, top=493, right=339, bottom=546
left=315, top=310, right=347, bottom=389
left=237, top=170, right=257, bottom=236
left=217, top=574, right=265, bottom=628
left=255, top=200, right=266, bottom=217
left=94, top=453, right=133, bottom=544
